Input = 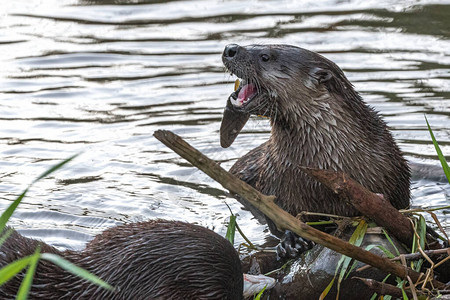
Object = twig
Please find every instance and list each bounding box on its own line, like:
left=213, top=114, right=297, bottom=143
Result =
left=406, top=275, right=419, bottom=300
left=400, top=205, right=450, bottom=214
left=297, top=211, right=352, bottom=220
left=352, top=277, right=417, bottom=298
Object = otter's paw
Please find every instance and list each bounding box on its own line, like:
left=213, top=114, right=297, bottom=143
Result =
left=276, top=230, right=315, bottom=259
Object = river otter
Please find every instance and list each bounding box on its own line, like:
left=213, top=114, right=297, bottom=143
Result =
left=0, top=220, right=243, bottom=299
left=220, top=44, right=410, bottom=239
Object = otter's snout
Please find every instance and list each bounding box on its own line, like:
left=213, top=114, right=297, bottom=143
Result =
left=223, top=44, right=240, bottom=60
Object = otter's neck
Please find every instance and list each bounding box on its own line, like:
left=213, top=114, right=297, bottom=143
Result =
left=268, top=93, right=362, bottom=170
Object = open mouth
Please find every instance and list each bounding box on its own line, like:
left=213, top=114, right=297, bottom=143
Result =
left=230, top=79, right=258, bottom=108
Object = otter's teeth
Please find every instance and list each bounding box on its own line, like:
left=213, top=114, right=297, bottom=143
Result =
left=230, top=95, right=242, bottom=107
left=234, top=79, right=240, bottom=91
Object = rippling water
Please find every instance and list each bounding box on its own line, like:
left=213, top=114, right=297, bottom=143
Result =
left=0, top=0, right=449, bottom=250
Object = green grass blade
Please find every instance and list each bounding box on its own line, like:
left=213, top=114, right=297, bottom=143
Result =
left=0, top=228, right=14, bottom=248
left=375, top=245, right=395, bottom=259
left=253, top=285, right=267, bottom=300
left=225, top=215, right=237, bottom=244
left=16, top=247, right=40, bottom=300
left=411, top=218, right=418, bottom=253
left=32, top=154, right=79, bottom=184
left=319, top=277, right=335, bottom=300
left=0, top=154, right=79, bottom=232
left=382, top=229, right=400, bottom=257
left=0, top=256, right=32, bottom=286
left=0, top=189, right=29, bottom=233
left=418, top=215, right=426, bottom=250
left=425, top=116, right=450, bottom=184
left=235, top=223, right=254, bottom=248
left=340, top=220, right=368, bottom=282
left=41, top=253, right=113, bottom=291
left=369, top=293, right=377, bottom=300
left=413, top=258, right=424, bottom=272
left=224, top=203, right=254, bottom=247
left=320, top=220, right=368, bottom=299
left=346, top=244, right=379, bottom=276
left=401, top=287, right=408, bottom=300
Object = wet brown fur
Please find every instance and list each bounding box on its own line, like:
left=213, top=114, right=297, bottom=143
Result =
left=0, top=220, right=243, bottom=299
left=222, top=44, right=410, bottom=235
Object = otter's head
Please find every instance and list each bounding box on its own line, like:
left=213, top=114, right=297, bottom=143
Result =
left=220, top=44, right=356, bottom=148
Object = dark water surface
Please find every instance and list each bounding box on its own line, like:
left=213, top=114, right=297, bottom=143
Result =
left=0, top=0, right=449, bottom=250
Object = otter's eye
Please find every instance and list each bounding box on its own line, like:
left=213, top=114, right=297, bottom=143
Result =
left=260, top=54, right=270, bottom=62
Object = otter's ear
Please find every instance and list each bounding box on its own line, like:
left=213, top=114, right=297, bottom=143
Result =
left=311, top=67, right=332, bottom=84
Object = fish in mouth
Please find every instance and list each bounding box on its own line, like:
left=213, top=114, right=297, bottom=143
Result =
left=220, top=44, right=270, bottom=148
left=219, top=79, right=252, bottom=148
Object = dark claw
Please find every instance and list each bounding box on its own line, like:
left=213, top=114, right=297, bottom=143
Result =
left=276, top=230, right=315, bottom=259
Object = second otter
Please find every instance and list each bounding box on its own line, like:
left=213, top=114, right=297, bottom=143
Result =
left=221, top=44, right=410, bottom=236
left=0, top=220, right=244, bottom=299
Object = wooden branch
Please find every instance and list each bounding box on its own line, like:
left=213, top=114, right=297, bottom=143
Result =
left=153, top=130, right=448, bottom=290
left=352, top=277, right=423, bottom=298
left=299, top=167, right=413, bottom=246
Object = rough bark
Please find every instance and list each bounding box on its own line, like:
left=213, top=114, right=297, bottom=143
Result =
left=299, top=167, right=413, bottom=246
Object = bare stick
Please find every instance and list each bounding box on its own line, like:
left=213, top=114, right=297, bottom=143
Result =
left=352, top=277, right=426, bottom=299
left=153, top=130, right=447, bottom=289
left=300, top=167, right=413, bottom=246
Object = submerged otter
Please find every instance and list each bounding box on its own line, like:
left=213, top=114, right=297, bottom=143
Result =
left=220, top=44, right=410, bottom=238
left=0, top=220, right=243, bottom=299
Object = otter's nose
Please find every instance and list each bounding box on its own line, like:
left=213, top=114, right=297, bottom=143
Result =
left=223, top=44, right=239, bottom=59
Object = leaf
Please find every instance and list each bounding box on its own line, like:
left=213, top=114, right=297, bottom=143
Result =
left=339, top=220, right=368, bottom=293
left=16, top=247, right=41, bottom=300
left=319, top=277, right=335, bottom=300
left=369, top=293, right=378, bottom=300
left=0, top=189, right=29, bottom=233
left=225, top=215, right=237, bottom=245
left=401, top=287, right=408, bottom=300
left=0, top=154, right=79, bottom=232
left=382, top=229, right=400, bottom=257
left=0, top=256, right=32, bottom=286
left=235, top=223, right=254, bottom=248
left=321, top=220, right=368, bottom=299
left=411, top=219, right=419, bottom=253
left=0, top=228, right=14, bottom=248
left=375, top=245, right=395, bottom=259
left=417, top=215, right=426, bottom=250
left=413, top=258, right=424, bottom=272
left=224, top=203, right=254, bottom=248
left=40, top=253, right=113, bottom=291
left=253, top=285, right=267, bottom=300
left=347, top=244, right=379, bottom=275
left=425, top=116, right=450, bottom=184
